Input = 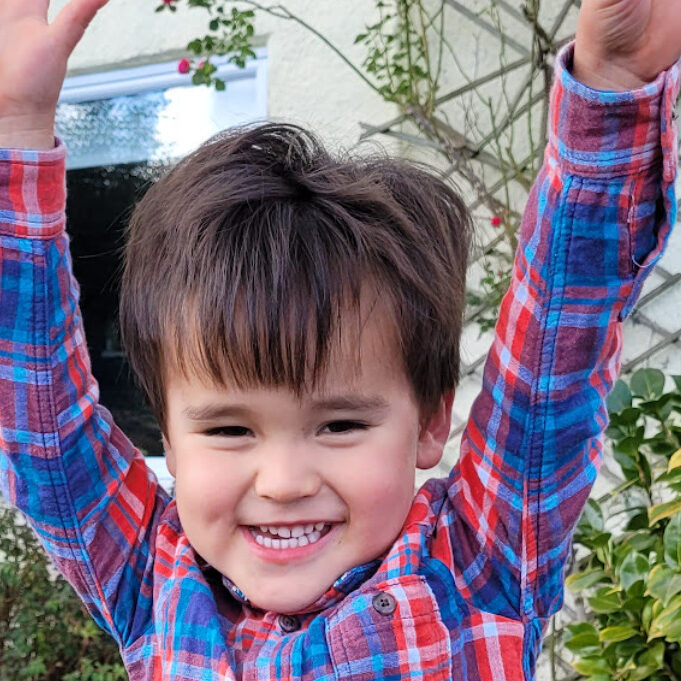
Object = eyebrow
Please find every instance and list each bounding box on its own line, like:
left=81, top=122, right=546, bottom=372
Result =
left=182, top=395, right=390, bottom=422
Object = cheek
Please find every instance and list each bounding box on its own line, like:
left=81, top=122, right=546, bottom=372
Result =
left=174, top=450, right=244, bottom=521
left=339, top=440, right=417, bottom=529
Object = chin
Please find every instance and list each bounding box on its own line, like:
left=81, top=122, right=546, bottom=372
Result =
left=251, top=593, right=317, bottom=614
left=246, top=574, right=330, bottom=613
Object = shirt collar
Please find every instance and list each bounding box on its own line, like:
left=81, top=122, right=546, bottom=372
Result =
left=214, top=559, right=382, bottom=614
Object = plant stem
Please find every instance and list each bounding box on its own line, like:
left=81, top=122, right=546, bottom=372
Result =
left=240, top=1, right=383, bottom=96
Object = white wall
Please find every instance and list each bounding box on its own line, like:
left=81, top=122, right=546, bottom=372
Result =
left=51, top=0, right=397, bottom=151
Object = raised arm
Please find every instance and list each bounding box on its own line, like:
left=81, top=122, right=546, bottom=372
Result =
left=0, top=0, right=170, bottom=647
left=439, top=0, right=681, bottom=630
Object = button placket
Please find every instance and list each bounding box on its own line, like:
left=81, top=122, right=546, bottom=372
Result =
left=278, top=614, right=301, bottom=633
left=371, top=592, right=396, bottom=615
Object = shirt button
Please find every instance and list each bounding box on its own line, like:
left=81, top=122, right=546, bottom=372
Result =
left=278, top=614, right=301, bottom=633
left=372, top=592, right=396, bottom=615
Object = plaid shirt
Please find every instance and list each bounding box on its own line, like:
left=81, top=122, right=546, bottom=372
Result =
left=0, top=45, right=679, bottom=681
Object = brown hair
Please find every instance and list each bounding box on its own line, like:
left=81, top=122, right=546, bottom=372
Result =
left=120, top=123, right=472, bottom=431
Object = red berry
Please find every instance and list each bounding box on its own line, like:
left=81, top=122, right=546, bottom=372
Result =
left=178, top=58, right=191, bottom=74
left=490, top=216, right=503, bottom=227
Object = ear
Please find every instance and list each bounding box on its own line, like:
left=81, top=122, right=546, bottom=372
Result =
left=162, top=434, right=177, bottom=478
left=416, top=390, right=454, bottom=470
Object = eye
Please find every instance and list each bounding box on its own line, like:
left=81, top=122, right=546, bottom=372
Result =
left=204, top=426, right=252, bottom=437
left=320, top=420, right=368, bottom=434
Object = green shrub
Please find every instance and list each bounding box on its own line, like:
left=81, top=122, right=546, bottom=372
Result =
left=0, top=503, right=127, bottom=681
left=565, top=369, right=681, bottom=680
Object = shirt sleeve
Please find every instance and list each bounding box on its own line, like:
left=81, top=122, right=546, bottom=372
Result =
left=0, top=143, right=171, bottom=647
left=438, top=45, right=680, bottom=626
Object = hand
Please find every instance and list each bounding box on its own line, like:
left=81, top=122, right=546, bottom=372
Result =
left=0, top=0, right=109, bottom=149
left=574, top=0, right=681, bottom=90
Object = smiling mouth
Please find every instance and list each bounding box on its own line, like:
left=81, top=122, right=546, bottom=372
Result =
left=248, top=523, right=334, bottom=550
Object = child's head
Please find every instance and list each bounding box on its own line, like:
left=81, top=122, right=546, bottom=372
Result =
left=120, top=124, right=472, bottom=612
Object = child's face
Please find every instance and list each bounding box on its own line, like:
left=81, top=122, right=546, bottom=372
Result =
left=162, top=309, right=452, bottom=614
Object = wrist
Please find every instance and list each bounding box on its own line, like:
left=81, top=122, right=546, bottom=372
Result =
left=573, top=44, right=651, bottom=91
left=0, top=112, right=55, bottom=150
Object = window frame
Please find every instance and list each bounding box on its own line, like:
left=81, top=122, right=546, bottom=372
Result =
left=58, top=48, right=268, bottom=109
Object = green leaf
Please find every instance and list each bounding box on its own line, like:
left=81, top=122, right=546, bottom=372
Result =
left=649, top=498, right=681, bottom=526
left=579, top=498, right=605, bottom=533
left=187, top=38, right=203, bottom=54
left=669, top=448, right=681, bottom=471
left=613, top=448, right=637, bottom=473
left=654, top=469, right=681, bottom=486
left=630, top=368, right=665, bottom=400
left=618, top=406, right=642, bottom=425
left=598, top=624, right=639, bottom=642
left=648, top=593, right=681, bottom=640
left=626, top=511, right=651, bottom=531
left=618, top=551, right=649, bottom=591
left=564, top=622, right=600, bottom=655
left=614, top=436, right=641, bottom=458
left=624, top=532, right=657, bottom=553
left=588, top=587, right=622, bottom=614
left=672, top=375, right=681, bottom=394
left=572, top=656, right=611, bottom=676
left=642, top=599, right=655, bottom=632
left=629, top=666, right=659, bottom=681
left=638, top=640, right=665, bottom=670
left=664, top=513, right=681, bottom=567
left=641, top=396, right=675, bottom=423
left=646, top=564, right=681, bottom=607
left=566, top=568, right=607, bottom=592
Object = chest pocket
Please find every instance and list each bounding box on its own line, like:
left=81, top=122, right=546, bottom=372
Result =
left=326, top=574, right=450, bottom=681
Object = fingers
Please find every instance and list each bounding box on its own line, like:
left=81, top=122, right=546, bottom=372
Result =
left=0, top=0, right=48, bottom=23
left=52, top=0, right=110, bottom=55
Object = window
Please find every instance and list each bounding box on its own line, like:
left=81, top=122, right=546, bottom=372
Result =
left=57, top=53, right=267, bottom=455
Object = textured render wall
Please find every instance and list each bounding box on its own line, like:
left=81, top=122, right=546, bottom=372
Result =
left=51, top=0, right=396, bottom=150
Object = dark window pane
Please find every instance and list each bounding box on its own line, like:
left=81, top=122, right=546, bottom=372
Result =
left=66, top=162, right=166, bottom=455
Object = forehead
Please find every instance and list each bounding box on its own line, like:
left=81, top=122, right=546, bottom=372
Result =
left=164, top=298, right=409, bottom=402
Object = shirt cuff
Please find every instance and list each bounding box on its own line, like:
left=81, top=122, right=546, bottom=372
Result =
left=550, top=43, right=680, bottom=182
left=0, top=139, right=66, bottom=239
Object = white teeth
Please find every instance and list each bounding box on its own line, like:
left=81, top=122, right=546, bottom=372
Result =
left=250, top=524, right=332, bottom=549
left=255, top=523, right=331, bottom=537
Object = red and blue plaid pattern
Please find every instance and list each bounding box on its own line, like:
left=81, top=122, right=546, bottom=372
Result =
left=0, top=45, right=678, bottom=681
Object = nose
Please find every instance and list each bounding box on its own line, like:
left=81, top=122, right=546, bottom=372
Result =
left=253, top=441, right=322, bottom=502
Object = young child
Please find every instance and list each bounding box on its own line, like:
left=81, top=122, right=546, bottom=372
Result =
left=0, top=0, right=679, bottom=679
